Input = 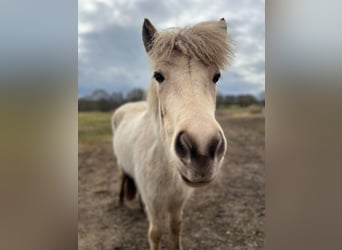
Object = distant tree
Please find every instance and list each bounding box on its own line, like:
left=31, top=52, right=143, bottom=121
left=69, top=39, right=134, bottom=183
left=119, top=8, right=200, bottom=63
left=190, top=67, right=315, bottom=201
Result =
left=78, top=88, right=262, bottom=112
left=91, top=89, right=111, bottom=100
left=224, top=95, right=237, bottom=106
left=78, top=99, right=98, bottom=111
left=126, top=88, right=145, bottom=102
left=97, top=99, right=111, bottom=111
left=216, top=92, right=225, bottom=108
left=237, top=95, right=258, bottom=107
left=111, top=92, right=124, bottom=109
left=258, top=91, right=265, bottom=106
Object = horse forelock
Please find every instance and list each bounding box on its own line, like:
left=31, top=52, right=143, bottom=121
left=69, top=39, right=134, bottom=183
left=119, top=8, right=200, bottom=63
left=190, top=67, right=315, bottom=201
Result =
left=148, top=21, right=234, bottom=69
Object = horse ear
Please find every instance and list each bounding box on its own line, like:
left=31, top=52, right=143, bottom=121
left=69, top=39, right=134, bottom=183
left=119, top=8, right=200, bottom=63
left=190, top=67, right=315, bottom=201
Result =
left=142, top=18, right=157, bottom=53
left=218, top=18, right=227, bottom=33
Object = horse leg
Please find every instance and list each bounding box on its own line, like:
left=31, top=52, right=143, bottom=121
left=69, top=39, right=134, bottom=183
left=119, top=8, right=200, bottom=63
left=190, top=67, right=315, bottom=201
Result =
left=168, top=205, right=183, bottom=250
left=118, top=170, right=126, bottom=205
left=147, top=210, right=163, bottom=250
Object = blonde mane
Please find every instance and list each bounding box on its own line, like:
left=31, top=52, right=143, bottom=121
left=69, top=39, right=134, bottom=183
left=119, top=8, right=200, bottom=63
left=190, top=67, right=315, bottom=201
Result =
left=149, top=20, right=234, bottom=69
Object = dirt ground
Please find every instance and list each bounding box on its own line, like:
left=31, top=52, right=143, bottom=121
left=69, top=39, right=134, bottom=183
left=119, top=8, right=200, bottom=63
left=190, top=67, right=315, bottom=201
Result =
left=78, top=112, right=265, bottom=250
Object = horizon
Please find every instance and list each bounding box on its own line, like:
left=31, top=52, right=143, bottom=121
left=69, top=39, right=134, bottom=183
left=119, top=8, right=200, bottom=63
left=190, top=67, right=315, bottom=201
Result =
left=78, top=86, right=265, bottom=100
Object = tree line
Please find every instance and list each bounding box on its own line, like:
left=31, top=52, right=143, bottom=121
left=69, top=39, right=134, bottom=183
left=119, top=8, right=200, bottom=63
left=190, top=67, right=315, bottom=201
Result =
left=78, top=88, right=264, bottom=112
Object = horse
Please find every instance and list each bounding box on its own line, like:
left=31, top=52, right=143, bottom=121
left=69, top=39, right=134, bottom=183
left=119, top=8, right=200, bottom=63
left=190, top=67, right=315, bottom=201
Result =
left=112, top=18, right=233, bottom=250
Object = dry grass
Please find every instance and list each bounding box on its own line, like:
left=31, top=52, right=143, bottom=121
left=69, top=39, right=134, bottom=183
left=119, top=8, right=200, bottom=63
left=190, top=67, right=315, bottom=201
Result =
left=78, top=109, right=265, bottom=250
left=78, top=112, right=113, bottom=144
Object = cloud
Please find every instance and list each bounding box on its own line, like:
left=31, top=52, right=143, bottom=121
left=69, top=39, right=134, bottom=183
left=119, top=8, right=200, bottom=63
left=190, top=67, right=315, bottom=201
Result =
left=78, top=0, right=265, bottom=97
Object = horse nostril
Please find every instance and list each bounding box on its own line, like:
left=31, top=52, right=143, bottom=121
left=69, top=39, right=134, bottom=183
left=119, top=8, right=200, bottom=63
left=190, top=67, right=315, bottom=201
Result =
left=175, top=132, right=191, bottom=160
left=175, top=131, right=225, bottom=162
left=208, top=133, right=225, bottom=158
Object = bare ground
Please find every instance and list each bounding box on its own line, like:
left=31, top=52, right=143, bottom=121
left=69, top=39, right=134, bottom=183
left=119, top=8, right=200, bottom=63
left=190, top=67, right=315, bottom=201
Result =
left=78, top=112, right=265, bottom=250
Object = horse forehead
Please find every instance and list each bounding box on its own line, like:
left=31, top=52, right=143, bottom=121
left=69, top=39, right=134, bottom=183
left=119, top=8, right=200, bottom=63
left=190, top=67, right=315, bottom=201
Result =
left=156, top=55, right=204, bottom=69
left=179, top=60, right=210, bottom=78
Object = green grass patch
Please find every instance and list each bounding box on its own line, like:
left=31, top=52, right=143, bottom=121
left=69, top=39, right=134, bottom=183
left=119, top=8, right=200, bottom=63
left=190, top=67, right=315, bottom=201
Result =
left=216, top=105, right=249, bottom=116
left=78, top=112, right=113, bottom=144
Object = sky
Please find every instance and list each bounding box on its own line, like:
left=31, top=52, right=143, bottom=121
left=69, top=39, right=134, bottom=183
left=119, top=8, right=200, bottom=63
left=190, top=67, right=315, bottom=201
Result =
left=78, top=0, right=265, bottom=97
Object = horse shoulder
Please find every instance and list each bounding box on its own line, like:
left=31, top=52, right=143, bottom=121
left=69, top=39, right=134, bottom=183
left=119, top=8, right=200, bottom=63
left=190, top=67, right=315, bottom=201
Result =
left=112, top=101, right=147, bottom=130
left=112, top=101, right=148, bottom=179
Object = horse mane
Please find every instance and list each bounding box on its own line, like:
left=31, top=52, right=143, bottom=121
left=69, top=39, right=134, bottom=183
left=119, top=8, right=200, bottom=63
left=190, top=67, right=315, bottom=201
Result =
left=148, top=20, right=234, bottom=69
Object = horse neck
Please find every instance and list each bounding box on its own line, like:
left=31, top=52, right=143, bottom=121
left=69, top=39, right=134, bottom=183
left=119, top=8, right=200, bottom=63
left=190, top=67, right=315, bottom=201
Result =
left=146, top=82, right=169, bottom=151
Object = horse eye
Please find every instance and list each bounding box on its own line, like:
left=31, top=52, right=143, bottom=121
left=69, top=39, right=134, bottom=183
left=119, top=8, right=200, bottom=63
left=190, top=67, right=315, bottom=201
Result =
left=212, top=73, right=221, bottom=84
left=153, top=72, right=165, bottom=83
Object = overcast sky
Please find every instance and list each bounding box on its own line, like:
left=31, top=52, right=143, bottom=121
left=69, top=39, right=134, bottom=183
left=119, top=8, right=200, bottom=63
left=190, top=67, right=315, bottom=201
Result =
left=78, top=0, right=265, bottom=97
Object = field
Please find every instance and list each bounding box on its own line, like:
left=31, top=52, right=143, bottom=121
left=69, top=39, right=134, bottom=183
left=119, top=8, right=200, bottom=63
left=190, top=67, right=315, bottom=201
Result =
left=78, top=107, right=265, bottom=250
